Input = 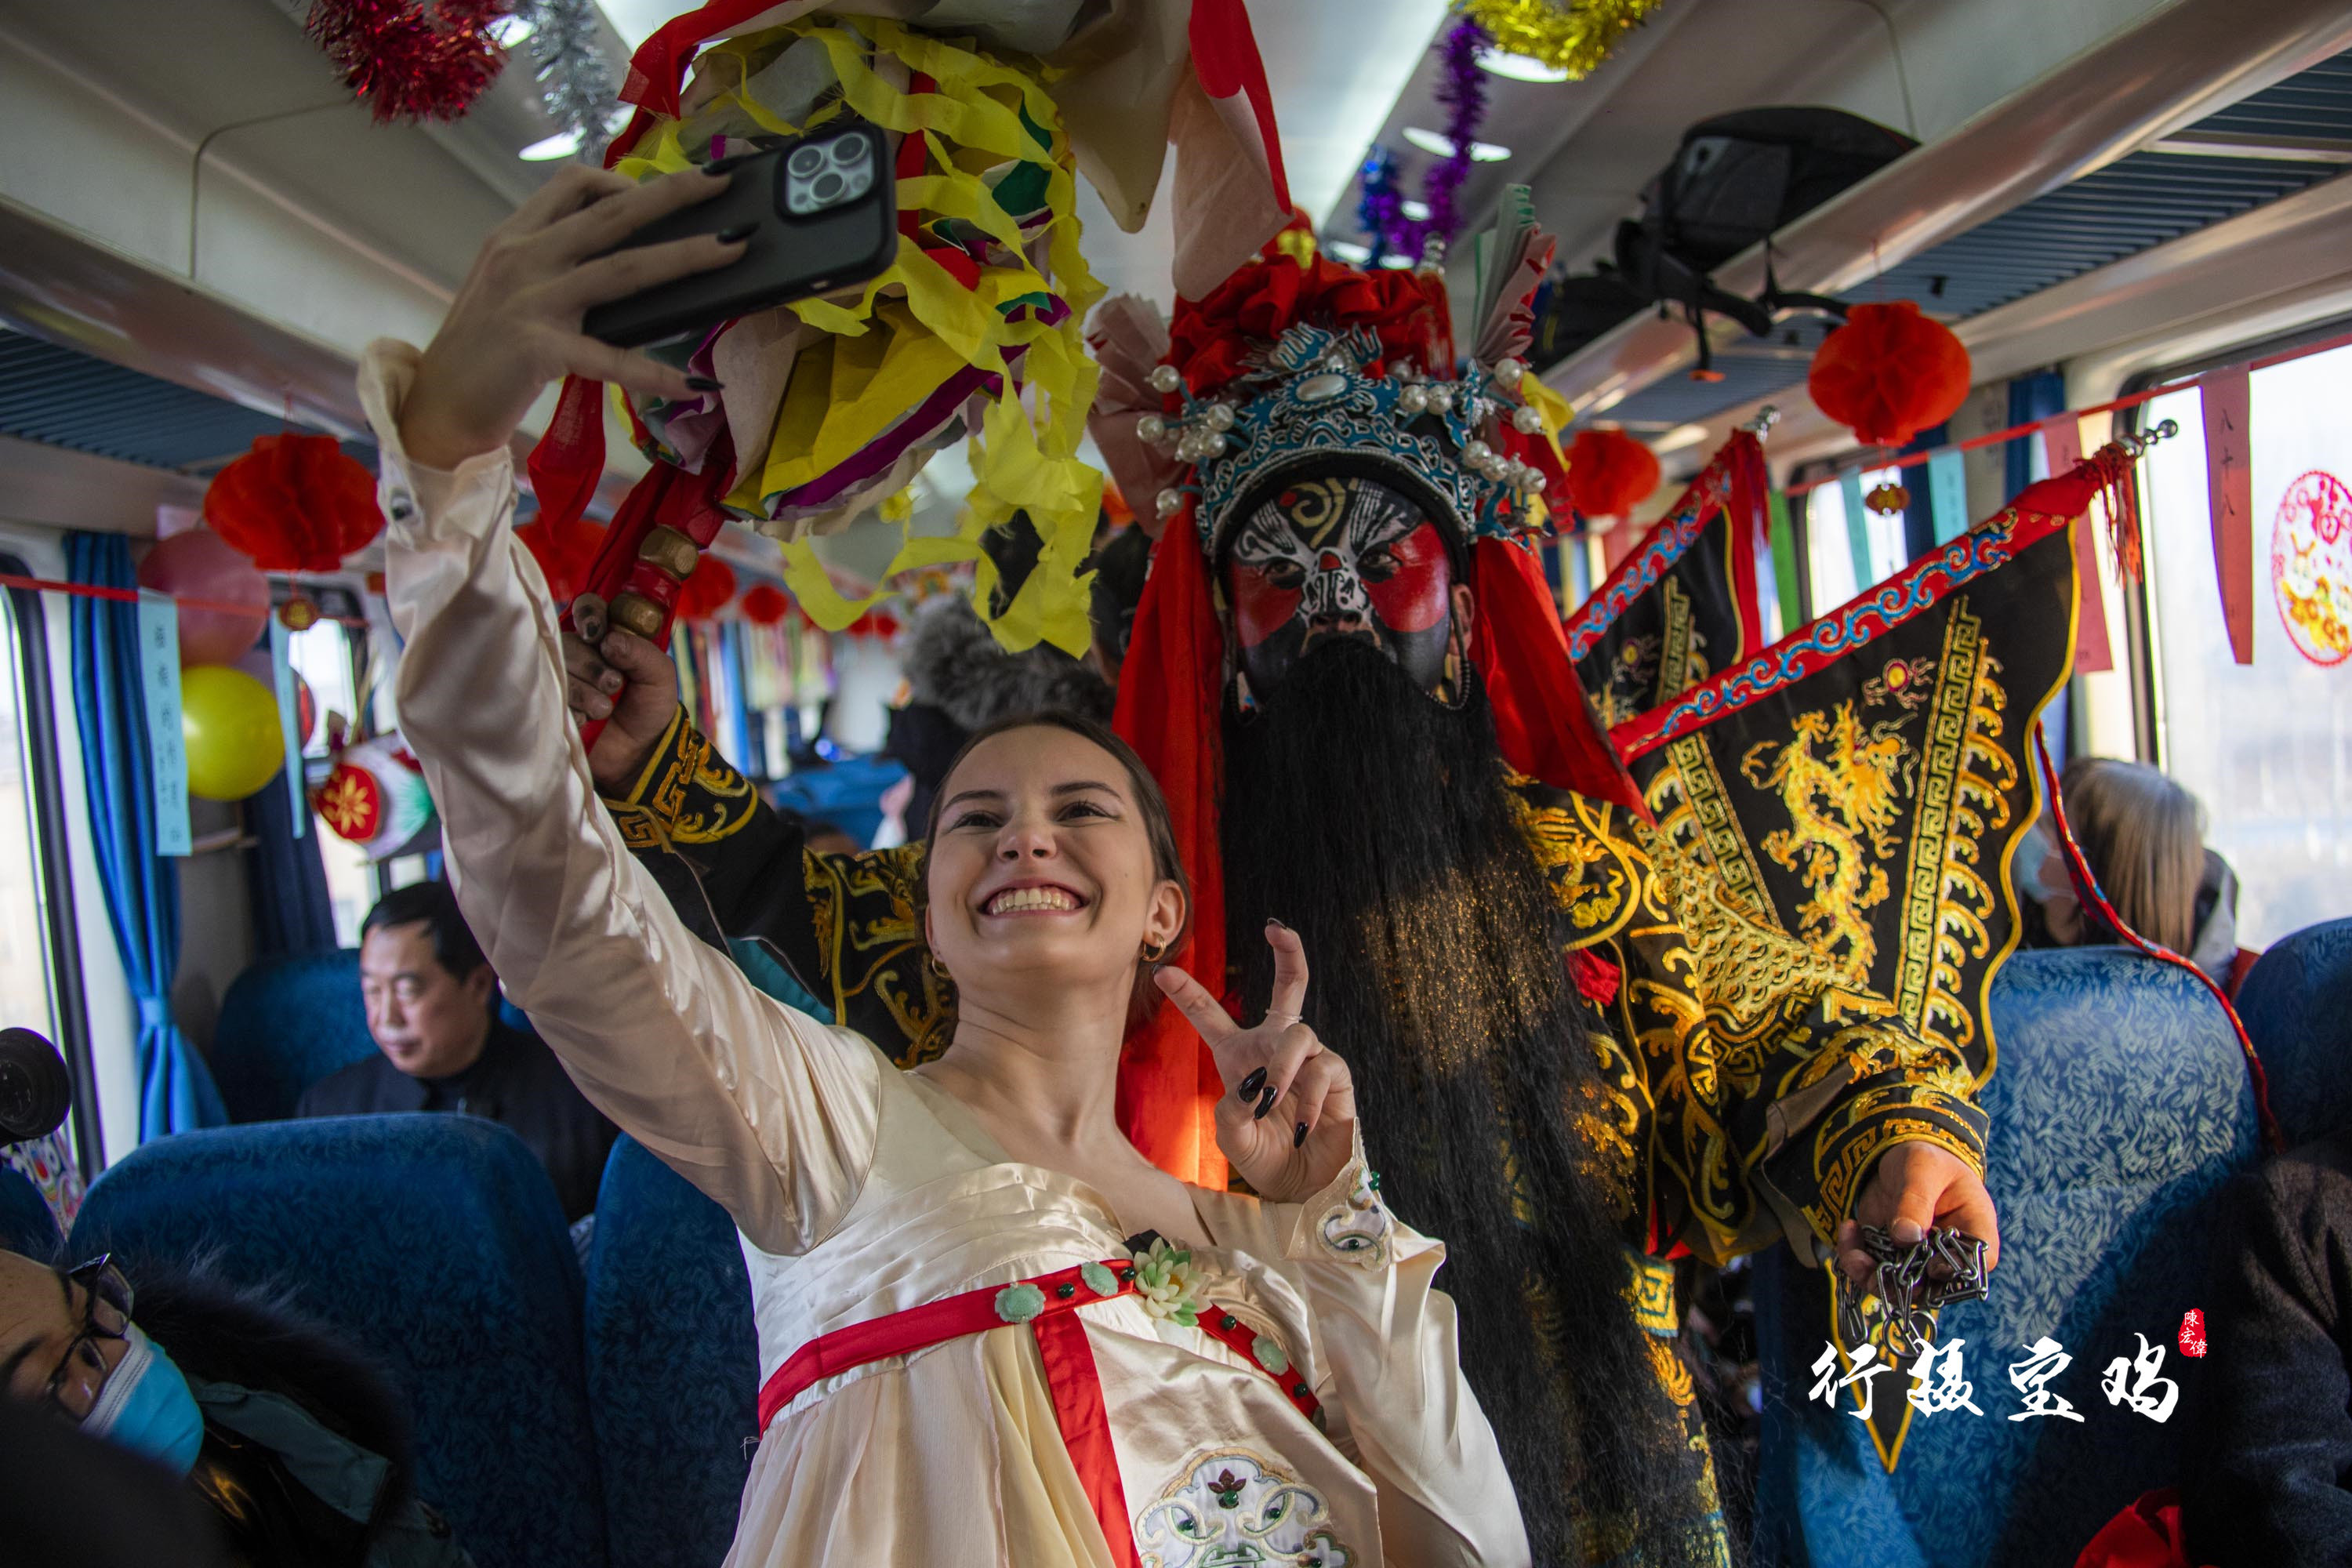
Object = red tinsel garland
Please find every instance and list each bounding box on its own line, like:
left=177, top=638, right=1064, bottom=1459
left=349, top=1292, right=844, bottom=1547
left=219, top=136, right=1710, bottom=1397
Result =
left=305, top=0, right=508, bottom=123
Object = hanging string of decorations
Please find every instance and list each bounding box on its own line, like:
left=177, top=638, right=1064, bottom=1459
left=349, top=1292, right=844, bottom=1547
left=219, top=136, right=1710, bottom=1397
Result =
left=303, top=0, right=506, bottom=122
left=516, top=0, right=619, bottom=160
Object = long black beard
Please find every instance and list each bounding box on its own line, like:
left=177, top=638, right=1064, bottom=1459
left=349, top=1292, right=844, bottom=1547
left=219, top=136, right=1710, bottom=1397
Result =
left=1223, top=640, right=1703, bottom=1565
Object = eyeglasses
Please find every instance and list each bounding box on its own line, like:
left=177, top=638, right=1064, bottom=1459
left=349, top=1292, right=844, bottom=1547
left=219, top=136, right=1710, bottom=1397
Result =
left=41, top=1254, right=133, bottom=1423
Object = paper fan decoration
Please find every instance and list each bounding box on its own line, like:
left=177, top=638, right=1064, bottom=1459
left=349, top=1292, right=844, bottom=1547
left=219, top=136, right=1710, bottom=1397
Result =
left=310, top=732, right=437, bottom=859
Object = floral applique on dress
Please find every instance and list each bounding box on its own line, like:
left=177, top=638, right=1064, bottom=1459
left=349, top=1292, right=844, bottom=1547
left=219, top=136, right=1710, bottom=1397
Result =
left=1131, top=1236, right=1210, bottom=1328
left=1134, top=1449, right=1355, bottom=1568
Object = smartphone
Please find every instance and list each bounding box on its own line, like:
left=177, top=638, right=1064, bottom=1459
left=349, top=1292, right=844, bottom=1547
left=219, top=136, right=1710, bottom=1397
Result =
left=583, top=123, right=898, bottom=349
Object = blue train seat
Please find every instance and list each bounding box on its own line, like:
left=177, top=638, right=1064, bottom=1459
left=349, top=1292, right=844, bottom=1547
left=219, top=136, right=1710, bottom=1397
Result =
left=583, top=1135, right=760, bottom=1568
left=0, top=1165, right=62, bottom=1255
left=69, top=1114, right=606, bottom=1568
left=2236, top=916, right=2352, bottom=1149
left=1751, top=949, right=2261, bottom=1567
left=211, top=949, right=539, bottom=1123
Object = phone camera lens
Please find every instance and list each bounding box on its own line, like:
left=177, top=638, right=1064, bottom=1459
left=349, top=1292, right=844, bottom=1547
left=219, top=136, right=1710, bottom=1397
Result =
left=813, top=171, right=844, bottom=204
left=829, top=137, right=866, bottom=168
left=788, top=145, right=825, bottom=178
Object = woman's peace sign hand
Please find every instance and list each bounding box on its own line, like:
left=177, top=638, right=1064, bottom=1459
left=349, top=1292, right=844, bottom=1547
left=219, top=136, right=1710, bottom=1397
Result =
left=1153, top=921, right=1356, bottom=1204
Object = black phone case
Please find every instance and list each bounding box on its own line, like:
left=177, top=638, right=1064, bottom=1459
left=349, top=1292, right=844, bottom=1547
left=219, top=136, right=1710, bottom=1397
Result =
left=583, top=125, right=898, bottom=350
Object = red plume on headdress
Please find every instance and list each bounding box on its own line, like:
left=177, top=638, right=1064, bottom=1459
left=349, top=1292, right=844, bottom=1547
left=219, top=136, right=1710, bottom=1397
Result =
left=1167, top=252, right=1444, bottom=397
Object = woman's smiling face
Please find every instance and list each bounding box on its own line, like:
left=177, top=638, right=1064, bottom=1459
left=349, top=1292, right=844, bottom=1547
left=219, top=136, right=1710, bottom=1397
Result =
left=924, top=724, right=1184, bottom=999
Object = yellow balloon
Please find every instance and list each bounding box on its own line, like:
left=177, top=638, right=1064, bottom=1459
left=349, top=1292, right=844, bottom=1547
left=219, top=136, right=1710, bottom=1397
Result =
left=180, top=665, right=284, bottom=802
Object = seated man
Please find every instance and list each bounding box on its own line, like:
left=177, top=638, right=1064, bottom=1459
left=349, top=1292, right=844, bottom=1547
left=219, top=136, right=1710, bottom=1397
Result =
left=296, top=883, right=615, bottom=1222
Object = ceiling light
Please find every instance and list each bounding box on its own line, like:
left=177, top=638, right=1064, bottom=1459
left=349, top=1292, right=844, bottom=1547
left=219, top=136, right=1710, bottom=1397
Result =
left=1477, top=47, right=1570, bottom=84
left=1399, top=126, right=1512, bottom=162
left=1326, top=239, right=1373, bottom=263
left=1652, top=423, right=1711, bottom=454
left=1378, top=254, right=1415, bottom=270
left=487, top=13, right=535, bottom=46
left=520, top=130, right=583, bottom=162
left=1400, top=198, right=1431, bottom=221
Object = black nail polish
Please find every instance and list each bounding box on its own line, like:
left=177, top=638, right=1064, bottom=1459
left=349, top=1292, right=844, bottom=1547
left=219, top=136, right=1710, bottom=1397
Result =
left=1255, top=1085, right=1277, bottom=1121
left=1293, top=1121, right=1308, bottom=1149
left=714, top=223, right=757, bottom=245
left=1265, top=916, right=1290, bottom=932
left=1237, top=1066, right=1266, bottom=1102
left=685, top=375, right=724, bottom=391
left=702, top=154, right=745, bottom=175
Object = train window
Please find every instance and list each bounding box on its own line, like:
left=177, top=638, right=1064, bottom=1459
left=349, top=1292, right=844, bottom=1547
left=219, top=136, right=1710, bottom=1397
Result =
left=287, top=616, right=376, bottom=947
left=0, top=557, right=93, bottom=1177
left=1802, top=463, right=1911, bottom=612
left=0, top=583, right=60, bottom=1033
left=2137, top=340, right=2352, bottom=947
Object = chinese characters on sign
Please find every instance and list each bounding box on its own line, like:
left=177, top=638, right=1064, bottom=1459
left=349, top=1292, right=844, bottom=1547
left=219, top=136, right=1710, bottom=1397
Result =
left=136, top=589, right=193, bottom=857
left=1811, top=1331, right=2183, bottom=1425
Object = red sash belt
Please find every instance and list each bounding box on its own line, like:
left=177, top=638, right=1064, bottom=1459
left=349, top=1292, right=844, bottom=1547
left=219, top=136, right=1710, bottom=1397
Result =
left=755, top=1258, right=1323, bottom=1568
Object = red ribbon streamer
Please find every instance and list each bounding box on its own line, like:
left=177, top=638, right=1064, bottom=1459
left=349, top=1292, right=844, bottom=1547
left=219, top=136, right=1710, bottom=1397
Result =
left=2033, top=724, right=2278, bottom=1152
left=0, top=572, right=292, bottom=620
left=2199, top=364, right=2256, bottom=666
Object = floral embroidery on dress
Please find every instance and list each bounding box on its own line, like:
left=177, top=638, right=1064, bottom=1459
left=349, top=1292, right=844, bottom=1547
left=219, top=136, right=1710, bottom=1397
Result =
left=1135, top=1449, right=1355, bottom=1568
left=1316, top=1165, right=1392, bottom=1268
left=1131, top=1237, right=1210, bottom=1328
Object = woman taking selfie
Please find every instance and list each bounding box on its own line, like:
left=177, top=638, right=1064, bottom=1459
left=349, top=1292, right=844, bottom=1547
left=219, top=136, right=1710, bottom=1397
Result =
left=368, top=165, right=1526, bottom=1566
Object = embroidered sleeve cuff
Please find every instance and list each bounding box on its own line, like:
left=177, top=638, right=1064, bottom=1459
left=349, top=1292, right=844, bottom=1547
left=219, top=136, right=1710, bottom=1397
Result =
left=1279, top=1130, right=1396, bottom=1270
left=1786, top=1080, right=1990, bottom=1249
left=357, top=339, right=518, bottom=539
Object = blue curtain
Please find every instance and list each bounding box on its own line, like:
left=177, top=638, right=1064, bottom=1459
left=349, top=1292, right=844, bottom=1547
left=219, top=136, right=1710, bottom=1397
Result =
left=1899, top=422, right=1948, bottom=563
left=242, top=767, right=336, bottom=958
left=2005, top=369, right=2067, bottom=502
left=66, top=533, right=227, bottom=1142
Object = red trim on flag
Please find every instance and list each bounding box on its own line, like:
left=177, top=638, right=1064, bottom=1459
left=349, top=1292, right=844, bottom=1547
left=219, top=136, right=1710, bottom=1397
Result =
left=2033, top=726, right=2278, bottom=1152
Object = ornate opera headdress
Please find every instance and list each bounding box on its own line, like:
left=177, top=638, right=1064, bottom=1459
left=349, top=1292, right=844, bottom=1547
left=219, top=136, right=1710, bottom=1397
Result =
left=1087, top=202, right=1648, bottom=1188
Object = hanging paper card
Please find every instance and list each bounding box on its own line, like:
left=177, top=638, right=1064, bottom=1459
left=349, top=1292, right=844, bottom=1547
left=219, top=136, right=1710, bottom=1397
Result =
left=136, top=590, right=192, bottom=857
left=2043, top=416, right=2110, bottom=673
left=268, top=618, right=306, bottom=838
left=1928, top=449, right=1969, bottom=544
left=1839, top=470, right=1871, bottom=586
left=2202, top=362, right=2255, bottom=665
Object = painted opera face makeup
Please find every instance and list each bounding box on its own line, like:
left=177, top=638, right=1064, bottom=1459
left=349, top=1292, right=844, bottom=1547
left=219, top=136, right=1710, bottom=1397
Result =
left=1223, top=473, right=1458, bottom=699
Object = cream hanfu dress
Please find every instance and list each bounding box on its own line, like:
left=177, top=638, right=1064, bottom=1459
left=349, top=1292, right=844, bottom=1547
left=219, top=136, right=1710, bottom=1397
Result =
left=362, top=341, right=1530, bottom=1568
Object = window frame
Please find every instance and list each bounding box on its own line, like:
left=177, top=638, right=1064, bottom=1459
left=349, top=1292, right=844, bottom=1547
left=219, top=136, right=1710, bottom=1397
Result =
left=0, top=552, right=98, bottom=1183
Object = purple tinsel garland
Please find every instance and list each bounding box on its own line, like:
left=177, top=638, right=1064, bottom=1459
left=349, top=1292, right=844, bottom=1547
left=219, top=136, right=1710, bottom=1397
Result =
left=1396, top=17, right=1489, bottom=258
left=1357, top=147, right=1405, bottom=266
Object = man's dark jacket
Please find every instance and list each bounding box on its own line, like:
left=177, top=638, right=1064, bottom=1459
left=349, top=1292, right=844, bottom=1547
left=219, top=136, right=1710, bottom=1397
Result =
left=294, top=1021, right=616, bottom=1221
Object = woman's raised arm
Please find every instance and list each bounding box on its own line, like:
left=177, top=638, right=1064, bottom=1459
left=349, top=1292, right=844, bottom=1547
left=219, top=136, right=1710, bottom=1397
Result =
left=372, top=167, right=879, bottom=1255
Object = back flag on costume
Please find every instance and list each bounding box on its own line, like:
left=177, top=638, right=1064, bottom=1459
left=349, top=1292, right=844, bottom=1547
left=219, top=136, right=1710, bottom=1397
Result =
left=1606, top=456, right=2112, bottom=1471
left=1564, top=432, right=1769, bottom=728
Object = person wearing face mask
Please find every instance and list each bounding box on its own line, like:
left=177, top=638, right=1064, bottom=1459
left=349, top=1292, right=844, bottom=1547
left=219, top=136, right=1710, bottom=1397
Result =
left=0, top=1247, right=474, bottom=1566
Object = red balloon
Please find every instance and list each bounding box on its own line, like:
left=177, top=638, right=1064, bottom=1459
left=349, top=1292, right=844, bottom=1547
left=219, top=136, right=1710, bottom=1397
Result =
left=1809, top=300, right=1973, bottom=447
left=137, top=530, right=270, bottom=666
left=1564, top=427, right=1662, bottom=520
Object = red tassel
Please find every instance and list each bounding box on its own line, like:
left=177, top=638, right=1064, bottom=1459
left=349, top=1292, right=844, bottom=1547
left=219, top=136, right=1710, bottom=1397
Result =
left=1110, top=507, right=1229, bottom=1188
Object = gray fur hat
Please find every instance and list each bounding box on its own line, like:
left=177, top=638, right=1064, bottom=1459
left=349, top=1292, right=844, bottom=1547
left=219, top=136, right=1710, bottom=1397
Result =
left=902, top=594, right=1112, bottom=729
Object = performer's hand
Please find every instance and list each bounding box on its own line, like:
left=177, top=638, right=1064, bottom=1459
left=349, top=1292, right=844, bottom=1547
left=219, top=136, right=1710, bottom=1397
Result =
left=399, top=164, right=742, bottom=470
left=1155, top=922, right=1356, bottom=1205
left=565, top=629, right=679, bottom=791
left=1837, top=1140, right=2002, bottom=1285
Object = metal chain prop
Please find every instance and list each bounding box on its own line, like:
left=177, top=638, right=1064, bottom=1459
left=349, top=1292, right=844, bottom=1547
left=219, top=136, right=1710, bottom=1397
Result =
left=1836, top=1225, right=1991, bottom=1360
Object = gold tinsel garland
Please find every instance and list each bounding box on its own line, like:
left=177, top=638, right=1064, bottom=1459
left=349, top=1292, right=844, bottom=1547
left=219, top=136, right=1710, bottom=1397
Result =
left=1455, top=0, right=1665, bottom=78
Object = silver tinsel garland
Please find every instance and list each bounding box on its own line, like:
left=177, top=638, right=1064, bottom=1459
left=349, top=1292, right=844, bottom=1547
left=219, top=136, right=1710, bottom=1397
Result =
left=521, top=0, right=618, bottom=159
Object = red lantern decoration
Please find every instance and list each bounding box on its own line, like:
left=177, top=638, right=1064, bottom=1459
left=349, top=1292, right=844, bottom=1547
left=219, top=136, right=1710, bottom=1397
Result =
left=515, top=517, right=608, bottom=603
left=205, top=433, right=385, bottom=572
left=1809, top=300, right=1973, bottom=448
left=674, top=556, right=738, bottom=622
left=739, top=583, right=791, bottom=626
left=1564, top=427, right=1662, bottom=520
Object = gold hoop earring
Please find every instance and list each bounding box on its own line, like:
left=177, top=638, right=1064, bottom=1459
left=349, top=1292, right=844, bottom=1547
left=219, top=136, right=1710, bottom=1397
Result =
left=1141, top=942, right=1167, bottom=964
